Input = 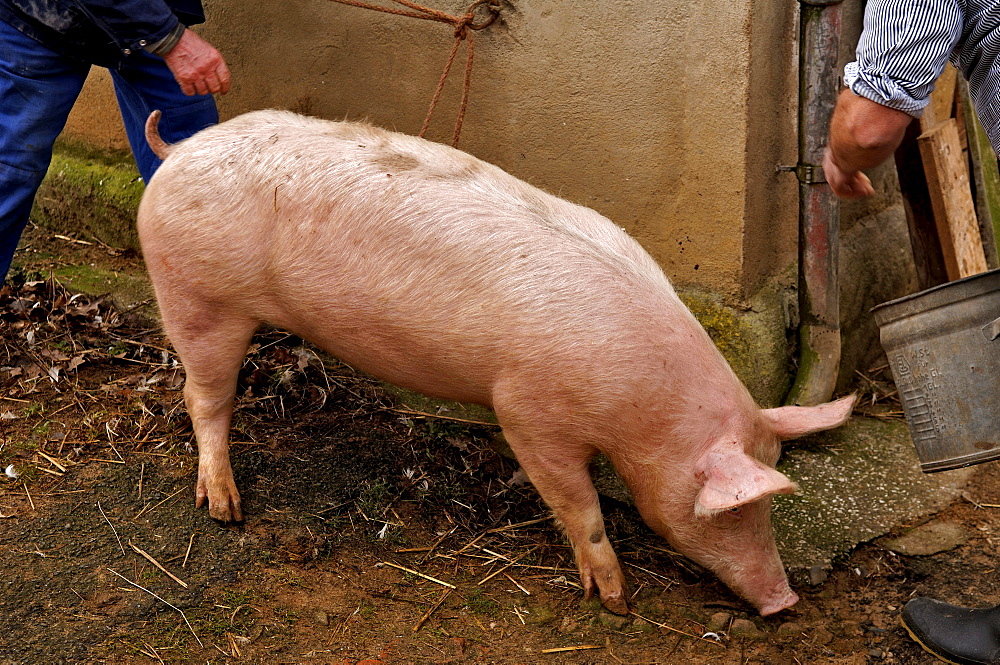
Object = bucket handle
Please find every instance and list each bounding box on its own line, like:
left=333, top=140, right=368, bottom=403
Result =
left=983, top=316, right=1000, bottom=341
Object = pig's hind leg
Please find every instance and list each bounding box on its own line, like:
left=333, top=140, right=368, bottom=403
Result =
left=501, top=427, right=629, bottom=614
left=160, top=303, right=258, bottom=524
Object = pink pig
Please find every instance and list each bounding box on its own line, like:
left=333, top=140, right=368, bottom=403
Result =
left=137, top=109, right=854, bottom=616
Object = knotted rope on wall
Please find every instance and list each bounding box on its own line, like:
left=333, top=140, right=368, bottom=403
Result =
left=326, top=0, right=501, bottom=147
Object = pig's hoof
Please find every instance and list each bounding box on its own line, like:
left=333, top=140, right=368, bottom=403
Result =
left=200, top=491, right=243, bottom=524
left=209, top=511, right=244, bottom=525
left=197, top=479, right=244, bottom=524
left=209, top=502, right=244, bottom=524
left=601, top=594, right=629, bottom=616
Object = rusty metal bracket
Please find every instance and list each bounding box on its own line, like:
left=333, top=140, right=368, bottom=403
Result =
left=777, top=163, right=827, bottom=184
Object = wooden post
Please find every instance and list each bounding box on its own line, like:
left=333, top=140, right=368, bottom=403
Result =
left=894, top=120, right=949, bottom=289
left=919, top=64, right=958, bottom=133
left=917, top=118, right=989, bottom=279
left=961, top=80, right=1000, bottom=269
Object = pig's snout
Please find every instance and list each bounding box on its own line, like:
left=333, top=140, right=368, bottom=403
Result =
left=705, top=546, right=800, bottom=616
left=754, top=582, right=799, bottom=616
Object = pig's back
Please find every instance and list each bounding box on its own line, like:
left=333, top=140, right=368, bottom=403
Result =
left=138, top=110, right=722, bottom=406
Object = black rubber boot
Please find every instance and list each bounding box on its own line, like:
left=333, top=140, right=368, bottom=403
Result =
left=901, top=597, right=1000, bottom=664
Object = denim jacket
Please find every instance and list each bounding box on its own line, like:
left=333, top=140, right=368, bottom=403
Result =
left=0, top=0, right=205, bottom=68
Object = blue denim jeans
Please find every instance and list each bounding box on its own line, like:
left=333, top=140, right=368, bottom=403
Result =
left=0, top=17, right=218, bottom=281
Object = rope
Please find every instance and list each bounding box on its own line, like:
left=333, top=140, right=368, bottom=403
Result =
left=326, top=0, right=501, bottom=147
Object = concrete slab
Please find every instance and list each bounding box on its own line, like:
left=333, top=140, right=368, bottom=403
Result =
left=588, top=414, right=973, bottom=581
left=592, top=414, right=972, bottom=575
left=773, top=416, right=972, bottom=574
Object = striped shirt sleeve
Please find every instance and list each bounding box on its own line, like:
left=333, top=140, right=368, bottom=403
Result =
left=845, top=0, right=964, bottom=117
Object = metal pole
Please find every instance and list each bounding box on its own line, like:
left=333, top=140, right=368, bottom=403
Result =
left=785, top=0, right=844, bottom=406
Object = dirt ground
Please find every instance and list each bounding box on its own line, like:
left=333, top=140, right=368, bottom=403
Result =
left=2, top=229, right=999, bottom=665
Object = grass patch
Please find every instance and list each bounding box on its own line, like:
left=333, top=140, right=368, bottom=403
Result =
left=463, top=588, right=502, bottom=618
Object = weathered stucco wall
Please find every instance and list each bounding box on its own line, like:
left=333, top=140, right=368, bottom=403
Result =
left=61, top=0, right=800, bottom=301
left=742, top=0, right=800, bottom=295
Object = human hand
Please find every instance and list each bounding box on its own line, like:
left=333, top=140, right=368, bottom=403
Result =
left=822, top=146, right=874, bottom=199
left=162, top=28, right=231, bottom=96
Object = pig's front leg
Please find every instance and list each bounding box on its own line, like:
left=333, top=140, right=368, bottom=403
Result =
left=503, top=430, right=629, bottom=615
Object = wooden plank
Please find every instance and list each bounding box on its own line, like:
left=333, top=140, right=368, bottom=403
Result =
left=954, top=82, right=968, bottom=151
left=961, top=79, right=1000, bottom=269
left=894, top=119, right=949, bottom=289
left=917, top=118, right=989, bottom=279
left=920, top=63, right=959, bottom=132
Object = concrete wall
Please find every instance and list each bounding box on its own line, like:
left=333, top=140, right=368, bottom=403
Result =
left=62, top=0, right=800, bottom=299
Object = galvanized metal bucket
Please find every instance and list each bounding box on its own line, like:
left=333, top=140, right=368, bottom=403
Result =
left=872, top=268, right=1000, bottom=473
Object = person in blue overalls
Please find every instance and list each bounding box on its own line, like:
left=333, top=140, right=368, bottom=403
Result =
left=0, top=0, right=230, bottom=282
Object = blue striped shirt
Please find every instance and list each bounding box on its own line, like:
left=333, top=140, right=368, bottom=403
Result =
left=846, top=0, right=1000, bottom=154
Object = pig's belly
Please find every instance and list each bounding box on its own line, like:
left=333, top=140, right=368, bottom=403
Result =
left=260, top=287, right=614, bottom=413
left=266, top=308, right=509, bottom=408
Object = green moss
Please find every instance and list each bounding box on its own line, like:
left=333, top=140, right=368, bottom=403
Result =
left=53, top=137, right=136, bottom=167
left=31, top=421, right=51, bottom=437
left=381, top=383, right=498, bottom=426
left=464, top=589, right=502, bottom=617
left=21, top=403, right=44, bottom=418
left=10, top=438, right=38, bottom=452
left=222, top=588, right=267, bottom=607
left=32, top=139, right=145, bottom=252
left=355, top=481, right=392, bottom=518
left=5, top=463, right=39, bottom=483
left=357, top=599, right=377, bottom=620
left=524, top=605, right=556, bottom=626
left=677, top=277, right=794, bottom=407
left=783, top=332, right=821, bottom=406
left=680, top=293, right=753, bottom=369
left=48, top=263, right=152, bottom=306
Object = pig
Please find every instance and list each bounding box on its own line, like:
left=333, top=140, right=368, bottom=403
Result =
left=137, top=109, right=855, bottom=616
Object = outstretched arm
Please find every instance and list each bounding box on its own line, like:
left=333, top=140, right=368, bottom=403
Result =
left=823, top=89, right=912, bottom=198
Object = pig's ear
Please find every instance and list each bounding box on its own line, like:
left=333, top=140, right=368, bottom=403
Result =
left=694, top=447, right=798, bottom=516
left=760, top=394, right=856, bottom=441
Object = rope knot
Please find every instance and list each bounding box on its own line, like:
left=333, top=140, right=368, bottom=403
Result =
left=326, top=0, right=502, bottom=146
left=455, top=1, right=499, bottom=38
left=454, top=12, right=473, bottom=39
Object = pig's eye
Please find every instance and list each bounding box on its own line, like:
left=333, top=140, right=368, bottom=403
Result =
left=727, top=506, right=743, bottom=517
